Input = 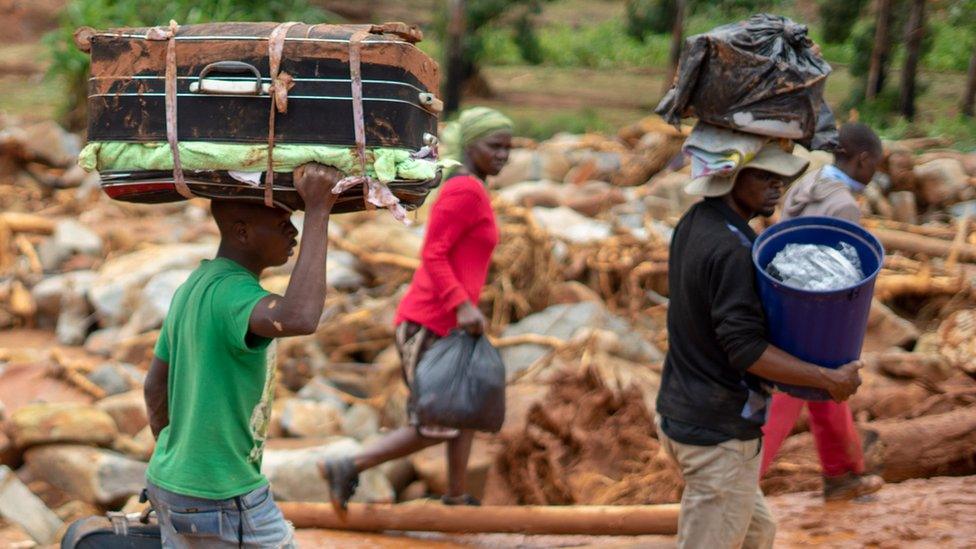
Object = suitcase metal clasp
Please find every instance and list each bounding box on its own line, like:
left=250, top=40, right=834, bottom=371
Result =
left=189, top=61, right=270, bottom=96
left=418, top=93, right=444, bottom=113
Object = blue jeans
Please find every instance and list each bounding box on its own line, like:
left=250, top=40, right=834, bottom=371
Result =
left=146, top=481, right=295, bottom=548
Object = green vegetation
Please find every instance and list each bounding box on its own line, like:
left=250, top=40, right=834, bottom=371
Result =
left=44, top=0, right=332, bottom=128
left=1, top=0, right=967, bottom=148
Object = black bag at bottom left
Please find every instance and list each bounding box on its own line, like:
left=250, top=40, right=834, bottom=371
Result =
left=61, top=512, right=161, bottom=549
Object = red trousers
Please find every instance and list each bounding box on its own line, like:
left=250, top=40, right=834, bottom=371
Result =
left=760, top=393, right=864, bottom=478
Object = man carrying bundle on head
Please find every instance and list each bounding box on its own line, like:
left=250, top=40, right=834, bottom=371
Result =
left=760, top=122, right=886, bottom=501
left=143, top=164, right=341, bottom=548
left=656, top=142, right=864, bottom=549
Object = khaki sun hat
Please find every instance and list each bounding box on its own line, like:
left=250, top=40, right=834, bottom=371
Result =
left=684, top=142, right=810, bottom=197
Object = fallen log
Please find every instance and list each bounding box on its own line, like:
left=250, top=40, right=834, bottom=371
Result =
left=874, top=273, right=965, bottom=300
left=873, top=405, right=976, bottom=482
left=872, top=227, right=976, bottom=262
left=279, top=502, right=680, bottom=535
left=0, top=213, right=56, bottom=235
left=865, top=351, right=951, bottom=383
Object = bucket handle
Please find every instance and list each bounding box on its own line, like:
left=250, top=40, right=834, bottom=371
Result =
left=190, top=61, right=269, bottom=95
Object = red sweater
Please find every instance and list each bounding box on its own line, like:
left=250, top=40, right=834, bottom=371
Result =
left=395, top=175, right=499, bottom=336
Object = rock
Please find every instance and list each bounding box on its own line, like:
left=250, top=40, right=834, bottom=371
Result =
left=377, top=455, right=416, bottom=495
left=531, top=206, right=612, bottom=244
left=7, top=403, right=117, bottom=449
left=95, top=390, right=148, bottom=436
left=38, top=220, right=104, bottom=271
left=914, top=158, right=970, bottom=208
left=864, top=300, right=919, bottom=353
left=261, top=438, right=394, bottom=503
left=410, top=438, right=493, bottom=499
left=341, top=403, right=380, bottom=441
left=86, top=362, right=136, bottom=396
left=0, top=431, right=15, bottom=468
left=279, top=399, right=345, bottom=438
left=54, top=288, right=92, bottom=346
left=327, top=250, right=365, bottom=291
left=54, top=499, right=101, bottom=525
left=345, top=221, right=421, bottom=260
left=497, top=180, right=565, bottom=208
left=60, top=164, right=89, bottom=188
left=399, top=480, right=428, bottom=502
left=491, top=147, right=573, bottom=189
left=111, top=432, right=154, bottom=462
left=563, top=181, right=626, bottom=217
left=644, top=170, right=699, bottom=217
left=500, top=302, right=663, bottom=378
left=0, top=465, right=63, bottom=544
left=111, top=331, right=161, bottom=367
left=295, top=377, right=349, bottom=410
left=84, top=326, right=122, bottom=357
left=120, top=269, right=193, bottom=336
left=889, top=191, right=918, bottom=224
left=88, top=242, right=216, bottom=326
left=19, top=121, right=81, bottom=168
left=24, top=445, right=147, bottom=506
left=548, top=281, right=603, bottom=305
left=30, top=271, right=97, bottom=323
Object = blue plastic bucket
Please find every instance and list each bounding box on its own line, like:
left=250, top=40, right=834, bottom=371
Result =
left=752, top=216, right=884, bottom=400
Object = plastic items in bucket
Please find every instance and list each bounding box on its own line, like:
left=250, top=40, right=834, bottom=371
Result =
left=752, top=216, right=884, bottom=400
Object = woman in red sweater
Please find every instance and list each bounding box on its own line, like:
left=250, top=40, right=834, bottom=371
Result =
left=322, top=107, right=513, bottom=509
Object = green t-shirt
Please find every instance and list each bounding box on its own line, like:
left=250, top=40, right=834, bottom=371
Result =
left=147, top=257, right=275, bottom=499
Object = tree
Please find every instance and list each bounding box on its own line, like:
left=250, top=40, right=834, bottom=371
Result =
left=625, top=0, right=678, bottom=41
left=663, top=0, right=686, bottom=95
left=437, top=0, right=555, bottom=103
left=819, top=0, right=869, bottom=43
left=898, top=0, right=926, bottom=120
left=865, top=0, right=893, bottom=100
left=964, top=49, right=976, bottom=117
left=45, top=0, right=332, bottom=130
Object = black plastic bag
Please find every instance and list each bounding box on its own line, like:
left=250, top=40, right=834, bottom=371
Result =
left=798, top=101, right=839, bottom=152
left=656, top=13, right=832, bottom=141
left=413, top=332, right=506, bottom=433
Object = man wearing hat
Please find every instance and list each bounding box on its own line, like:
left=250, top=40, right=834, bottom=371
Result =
left=656, top=143, right=864, bottom=548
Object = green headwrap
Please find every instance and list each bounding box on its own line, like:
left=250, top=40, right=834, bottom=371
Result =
left=440, top=106, right=514, bottom=163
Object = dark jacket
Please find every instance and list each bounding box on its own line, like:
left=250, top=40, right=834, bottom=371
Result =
left=656, top=198, right=770, bottom=441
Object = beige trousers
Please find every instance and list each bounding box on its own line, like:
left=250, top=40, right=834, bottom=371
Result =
left=656, top=418, right=776, bottom=549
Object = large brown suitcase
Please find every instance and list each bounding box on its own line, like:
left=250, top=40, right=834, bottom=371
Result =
left=76, top=22, right=443, bottom=213
left=79, top=22, right=440, bottom=149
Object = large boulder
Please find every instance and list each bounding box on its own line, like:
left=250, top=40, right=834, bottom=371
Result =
left=500, top=301, right=663, bottom=378
left=38, top=220, right=103, bottom=271
left=530, top=206, right=612, bottom=244
left=7, top=403, right=117, bottom=449
left=340, top=403, right=381, bottom=441
left=86, top=362, right=138, bottom=396
left=95, top=390, right=148, bottom=436
left=278, top=399, right=345, bottom=438
left=25, top=445, right=147, bottom=506
left=326, top=250, right=366, bottom=291
left=88, top=242, right=216, bottom=326
left=30, top=270, right=97, bottom=323
left=119, top=269, right=193, bottom=336
left=914, top=158, right=971, bottom=208
left=262, top=438, right=394, bottom=503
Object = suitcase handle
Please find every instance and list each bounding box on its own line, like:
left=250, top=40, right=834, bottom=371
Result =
left=190, top=61, right=269, bottom=95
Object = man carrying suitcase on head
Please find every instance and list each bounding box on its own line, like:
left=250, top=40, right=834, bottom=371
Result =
left=143, top=164, right=341, bottom=548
